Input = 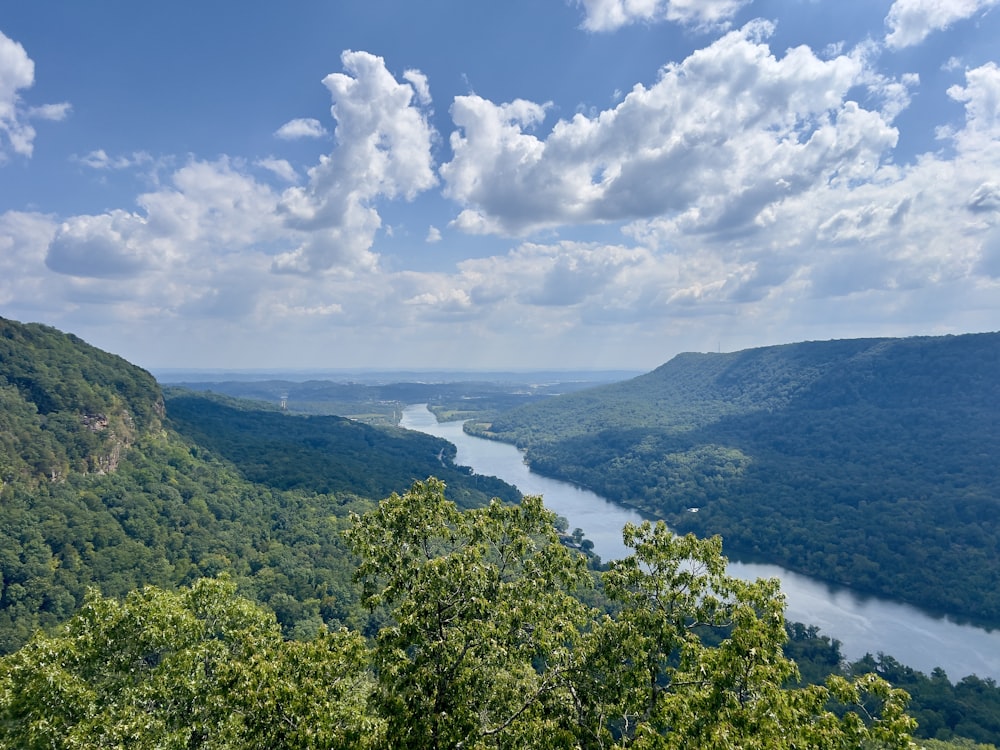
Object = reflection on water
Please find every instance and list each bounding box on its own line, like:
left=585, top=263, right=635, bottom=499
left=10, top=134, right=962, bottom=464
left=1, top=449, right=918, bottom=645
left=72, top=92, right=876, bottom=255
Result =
left=401, top=404, right=1000, bottom=682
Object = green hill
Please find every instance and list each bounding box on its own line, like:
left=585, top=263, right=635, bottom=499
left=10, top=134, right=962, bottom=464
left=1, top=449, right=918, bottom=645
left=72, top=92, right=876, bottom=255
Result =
left=0, top=316, right=517, bottom=652
left=0, top=317, right=163, bottom=483
left=475, top=333, right=1000, bottom=625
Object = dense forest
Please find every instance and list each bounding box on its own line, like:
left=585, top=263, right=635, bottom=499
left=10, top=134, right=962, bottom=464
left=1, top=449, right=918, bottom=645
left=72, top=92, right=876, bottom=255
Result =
left=0, top=316, right=517, bottom=652
left=2, top=480, right=918, bottom=749
left=1, top=316, right=999, bottom=746
left=474, top=334, right=1000, bottom=626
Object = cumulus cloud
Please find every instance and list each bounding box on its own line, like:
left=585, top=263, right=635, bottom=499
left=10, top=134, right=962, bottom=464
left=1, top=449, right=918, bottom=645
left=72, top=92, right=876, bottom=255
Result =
left=885, top=0, right=1000, bottom=49
left=14, top=49, right=439, bottom=335
left=274, top=117, right=328, bottom=140
left=43, top=158, right=285, bottom=285
left=0, top=30, right=70, bottom=161
left=255, top=157, right=299, bottom=183
left=575, top=0, right=750, bottom=31
left=273, top=50, right=437, bottom=273
left=0, top=210, right=58, bottom=308
left=946, top=62, right=1000, bottom=146
left=441, top=22, right=898, bottom=237
left=426, top=225, right=442, bottom=243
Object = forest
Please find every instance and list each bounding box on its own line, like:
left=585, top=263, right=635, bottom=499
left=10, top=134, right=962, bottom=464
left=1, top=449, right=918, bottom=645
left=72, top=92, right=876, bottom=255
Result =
left=1, top=315, right=999, bottom=747
left=474, top=334, right=1000, bottom=626
left=2, top=480, right=918, bottom=749
left=0, top=317, right=517, bottom=652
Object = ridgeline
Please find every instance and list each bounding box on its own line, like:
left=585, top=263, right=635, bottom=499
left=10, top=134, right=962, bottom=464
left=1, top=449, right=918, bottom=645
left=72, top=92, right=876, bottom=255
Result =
left=473, top=333, right=1000, bottom=626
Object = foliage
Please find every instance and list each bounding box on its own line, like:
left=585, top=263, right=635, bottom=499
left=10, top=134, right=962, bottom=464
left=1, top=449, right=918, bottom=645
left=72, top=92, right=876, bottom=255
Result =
left=0, top=316, right=163, bottom=483
left=164, top=389, right=519, bottom=508
left=0, top=479, right=921, bottom=748
left=346, top=480, right=915, bottom=749
left=0, top=577, right=377, bottom=749
left=0, top=427, right=374, bottom=652
left=479, top=333, right=1000, bottom=624
left=346, top=478, right=593, bottom=749
left=0, top=317, right=519, bottom=651
left=785, top=624, right=1000, bottom=745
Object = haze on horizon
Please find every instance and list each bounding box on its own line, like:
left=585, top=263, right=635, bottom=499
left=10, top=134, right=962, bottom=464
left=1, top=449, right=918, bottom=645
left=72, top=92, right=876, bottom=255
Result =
left=1, top=1, right=999, bottom=372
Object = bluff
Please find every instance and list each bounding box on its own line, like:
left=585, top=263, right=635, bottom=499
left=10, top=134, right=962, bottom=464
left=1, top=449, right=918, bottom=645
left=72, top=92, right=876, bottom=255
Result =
left=0, top=317, right=163, bottom=483
left=0, top=316, right=516, bottom=652
left=476, top=333, right=1000, bottom=625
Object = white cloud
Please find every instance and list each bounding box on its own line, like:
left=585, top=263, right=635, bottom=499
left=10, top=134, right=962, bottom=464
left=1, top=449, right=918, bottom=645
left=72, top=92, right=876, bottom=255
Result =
left=575, top=0, right=750, bottom=31
left=441, top=22, right=898, bottom=237
left=946, top=62, right=1000, bottom=146
left=8, top=28, right=1000, bottom=370
left=27, top=102, right=70, bottom=121
left=0, top=210, right=57, bottom=308
left=43, top=158, right=285, bottom=285
left=885, top=0, right=1000, bottom=49
left=73, top=149, right=153, bottom=170
left=256, top=157, right=299, bottom=183
left=274, top=117, right=328, bottom=140
left=403, top=69, right=432, bottom=106
left=29, top=48, right=439, bottom=303
left=273, top=50, right=437, bottom=273
left=0, top=30, right=70, bottom=161
left=14, top=50, right=439, bottom=334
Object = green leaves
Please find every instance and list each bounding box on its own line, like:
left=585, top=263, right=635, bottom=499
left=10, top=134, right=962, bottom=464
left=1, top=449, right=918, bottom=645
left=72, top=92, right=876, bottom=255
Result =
left=346, top=478, right=591, bottom=749
left=1, top=480, right=917, bottom=749
left=0, top=578, right=376, bottom=749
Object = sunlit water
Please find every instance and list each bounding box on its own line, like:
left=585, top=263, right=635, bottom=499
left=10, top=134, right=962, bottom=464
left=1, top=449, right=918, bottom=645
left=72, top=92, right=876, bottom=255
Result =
left=401, top=404, right=1000, bottom=682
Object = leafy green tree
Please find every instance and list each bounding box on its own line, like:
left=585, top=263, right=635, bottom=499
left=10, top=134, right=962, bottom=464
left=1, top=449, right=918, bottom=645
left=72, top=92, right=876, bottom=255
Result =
left=572, top=520, right=915, bottom=749
left=347, top=484, right=915, bottom=749
left=345, top=478, right=592, bottom=749
left=0, top=577, right=377, bottom=749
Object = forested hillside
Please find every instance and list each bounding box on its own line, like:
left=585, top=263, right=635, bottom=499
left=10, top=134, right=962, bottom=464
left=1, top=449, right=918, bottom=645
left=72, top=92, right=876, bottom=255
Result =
left=0, top=317, right=162, bottom=482
left=0, top=317, right=997, bottom=746
left=164, top=389, right=517, bottom=506
left=475, top=333, right=1000, bottom=625
left=0, top=317, right=516, bottom=652
left=0, top=481, right=918, bottom=749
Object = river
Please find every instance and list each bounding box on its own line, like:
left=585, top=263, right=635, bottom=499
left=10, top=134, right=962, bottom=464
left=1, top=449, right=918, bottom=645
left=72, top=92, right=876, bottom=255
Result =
left=400, top=404, right=1000, bottom=682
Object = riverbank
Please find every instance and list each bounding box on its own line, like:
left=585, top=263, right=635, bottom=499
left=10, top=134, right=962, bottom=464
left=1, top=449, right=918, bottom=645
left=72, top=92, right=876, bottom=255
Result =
left=401, top=404, right=1000, bottom=682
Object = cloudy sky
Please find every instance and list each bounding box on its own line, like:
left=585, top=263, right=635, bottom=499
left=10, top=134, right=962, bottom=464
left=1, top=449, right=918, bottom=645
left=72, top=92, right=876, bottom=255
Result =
left=1, top=1, right=999, bottom=372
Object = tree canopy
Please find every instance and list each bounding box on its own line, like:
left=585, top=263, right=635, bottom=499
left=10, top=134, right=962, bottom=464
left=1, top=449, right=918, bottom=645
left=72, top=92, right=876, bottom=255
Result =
left=1, top=480, right=916, bottom=749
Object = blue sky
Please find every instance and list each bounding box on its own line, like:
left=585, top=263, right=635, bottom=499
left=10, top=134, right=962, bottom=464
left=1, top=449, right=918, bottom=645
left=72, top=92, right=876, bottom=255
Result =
left=1, top=1, right=999, bottom=371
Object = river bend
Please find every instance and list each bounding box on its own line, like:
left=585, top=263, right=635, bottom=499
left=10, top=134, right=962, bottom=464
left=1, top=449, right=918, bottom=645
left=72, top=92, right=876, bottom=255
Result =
left=401, top=404, right=1000, bottom=682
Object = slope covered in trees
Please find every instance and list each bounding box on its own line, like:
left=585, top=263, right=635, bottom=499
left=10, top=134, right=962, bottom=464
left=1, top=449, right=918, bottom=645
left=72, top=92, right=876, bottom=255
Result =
left=0, top=316, right=163, bottom=483
left=0, top=317, right=517, bottom=652
left=163, top=389, right=517, bottom=506
left=0, top=317, right=994, bottom=745
left=0, top=480, right=917, bottom=749
left=474, top=333, right=1000, bottom=625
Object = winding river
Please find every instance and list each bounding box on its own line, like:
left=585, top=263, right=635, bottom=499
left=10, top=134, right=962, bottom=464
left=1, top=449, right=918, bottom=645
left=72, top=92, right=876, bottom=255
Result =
left=401, top=404, right=1000, bottom=682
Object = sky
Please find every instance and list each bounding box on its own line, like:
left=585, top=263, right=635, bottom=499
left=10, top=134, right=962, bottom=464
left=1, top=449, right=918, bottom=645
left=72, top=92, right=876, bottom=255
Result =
left=1, top=1, right=999, bottom=372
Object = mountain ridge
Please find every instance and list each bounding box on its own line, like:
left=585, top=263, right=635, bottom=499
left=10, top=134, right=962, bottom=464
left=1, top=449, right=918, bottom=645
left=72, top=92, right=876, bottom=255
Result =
left=475, top=332, right=1000, bottom=625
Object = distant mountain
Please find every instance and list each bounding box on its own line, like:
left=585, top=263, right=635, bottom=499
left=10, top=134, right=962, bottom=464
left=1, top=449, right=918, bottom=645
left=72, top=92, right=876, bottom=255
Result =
left=0, top=316, right=517, bottom=652
left=475, top=333, right=1000, bottom=625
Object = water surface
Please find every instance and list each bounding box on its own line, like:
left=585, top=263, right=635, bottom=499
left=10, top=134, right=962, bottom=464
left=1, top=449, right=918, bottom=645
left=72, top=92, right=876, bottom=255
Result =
left=401, top=404, right=1000, bottom=681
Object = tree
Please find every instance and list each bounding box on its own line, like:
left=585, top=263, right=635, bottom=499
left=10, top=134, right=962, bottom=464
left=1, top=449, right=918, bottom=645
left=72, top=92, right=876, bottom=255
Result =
left=571, top=520, right=915, bottom=749
left=0, top=577, right=377, bottom=749
left=1, top=482, right=916, bottom=749
left=346, top=483, right=915, bottom=749
left=345, top=478, right=592, bottom=749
